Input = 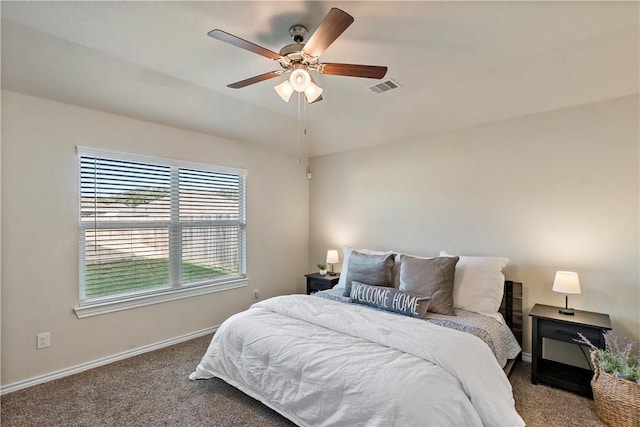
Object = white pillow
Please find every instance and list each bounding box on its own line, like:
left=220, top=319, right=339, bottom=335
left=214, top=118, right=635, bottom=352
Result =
left=439, top=251, right=509, bottom=319
left=335, top=246, right=389, bottom=290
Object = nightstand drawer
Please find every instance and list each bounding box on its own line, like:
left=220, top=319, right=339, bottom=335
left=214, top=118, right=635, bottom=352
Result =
left=538, top=318, right=601, bottom=345
left=305, top=273, right=340, bottom=295
left=308, top=278, right=332, bottom=292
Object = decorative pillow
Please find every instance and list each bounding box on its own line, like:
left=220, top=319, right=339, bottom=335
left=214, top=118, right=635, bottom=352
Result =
left=398, top=255, right=459, bottom=316
left=439, top=251, right=509, bottom=317
left=342, top=251, right=395, bottom=297
left=335, top=246, right=391, bottom=290
left=390, top=252, right=402, bottom=288
left=350, top=281, right=431, bottom=318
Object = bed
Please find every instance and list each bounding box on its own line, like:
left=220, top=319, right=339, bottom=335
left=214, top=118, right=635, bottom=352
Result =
left=190, top=249, right=525, bottom=426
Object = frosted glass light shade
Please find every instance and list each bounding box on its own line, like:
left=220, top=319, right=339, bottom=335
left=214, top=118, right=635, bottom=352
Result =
left=274, top=80, right=294, bottom=102
left=304, top=81, right=323, bottom=103
left=326, top=250, right=339, bottom=264
left=289, top=68, right=311, bottom=92
left=552, top=271, right=581, bottom=294
left=275, top=69, right=322, bottom=103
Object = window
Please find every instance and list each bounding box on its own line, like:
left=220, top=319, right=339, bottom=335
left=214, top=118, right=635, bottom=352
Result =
left=76, top=147, right=247, bottom=316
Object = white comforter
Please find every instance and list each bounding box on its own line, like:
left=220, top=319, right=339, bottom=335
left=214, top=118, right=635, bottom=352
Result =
left=190, top=295, right=524, bottom=427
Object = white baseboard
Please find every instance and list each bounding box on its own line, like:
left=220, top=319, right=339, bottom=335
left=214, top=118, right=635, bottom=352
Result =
left=522, top=352, right=532, bottom=363
left=1, top=326, right=217, bottom=395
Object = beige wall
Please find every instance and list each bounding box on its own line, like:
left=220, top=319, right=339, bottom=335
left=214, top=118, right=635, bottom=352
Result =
left=309, top=95, right=639, bottom=355
left=2, top=90, right=638, bottom=386
left=1, top=91, right=309, bottom=386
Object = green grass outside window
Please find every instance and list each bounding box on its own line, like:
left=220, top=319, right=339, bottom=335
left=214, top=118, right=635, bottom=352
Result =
left=85, top=259, right=227, bottom=299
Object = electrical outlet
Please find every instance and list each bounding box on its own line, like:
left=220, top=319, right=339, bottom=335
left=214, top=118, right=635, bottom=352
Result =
left=37, top=332, right=50, bottom=349
left=253, top=289, right=259, bottom=300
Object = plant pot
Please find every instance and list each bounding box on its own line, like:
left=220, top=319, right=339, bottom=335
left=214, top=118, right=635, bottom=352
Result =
left=319, top=270, right=327, bottom=276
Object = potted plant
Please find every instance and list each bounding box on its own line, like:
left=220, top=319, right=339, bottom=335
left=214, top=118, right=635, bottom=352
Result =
left=576, top=331, right=640, bottom=426
left=317, top=262, right=329, bottom=276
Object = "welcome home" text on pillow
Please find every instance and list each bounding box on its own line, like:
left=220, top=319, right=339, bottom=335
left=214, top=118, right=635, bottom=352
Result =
left=350, top=281, right=430, bottom=318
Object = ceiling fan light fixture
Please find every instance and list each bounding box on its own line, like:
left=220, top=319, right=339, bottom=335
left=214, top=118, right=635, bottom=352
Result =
left=289, top=68, right=311, bottom=92
left=304, top=81, right=323, bottom=103
left=274, top=80, right=294, bottom=102
left=210, top=7, right=388, bottom=107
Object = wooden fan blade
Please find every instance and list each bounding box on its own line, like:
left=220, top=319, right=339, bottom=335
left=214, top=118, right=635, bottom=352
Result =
left=228, top=71, right=283, bottom=89
left=303, top=8, right=354, bottom=57
left=318, top=63, right=388, bottom=79
left=309, top=95, right=323, bottom=104
left=208, top=29, right=281, bottom=60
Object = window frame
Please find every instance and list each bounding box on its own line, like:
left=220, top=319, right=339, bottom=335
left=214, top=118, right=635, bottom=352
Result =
left=74, top=146, right=248, bottom=318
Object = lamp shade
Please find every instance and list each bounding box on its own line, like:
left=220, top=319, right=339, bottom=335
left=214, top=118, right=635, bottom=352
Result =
left=274, top=69, right=322, bottom=103
left=304, top=81, right=323, bottom=103
left=274, top=80, right=294, bottom=102
left=326, top=250, right=339, bottom=264
left=552, top=271, right=581, bottom=294
left=290, top=68, right=311, bottom=92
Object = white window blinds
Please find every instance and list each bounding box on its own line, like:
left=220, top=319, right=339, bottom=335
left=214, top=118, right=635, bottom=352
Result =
left=78, top=148, right=246, bottom=303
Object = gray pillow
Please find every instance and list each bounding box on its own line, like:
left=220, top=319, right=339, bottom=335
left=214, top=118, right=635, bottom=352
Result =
left=398, top=255, right=459, bottom=316
left=350, top=281, right=431, bottom=318
left=343, top=251, right=395, bottom=297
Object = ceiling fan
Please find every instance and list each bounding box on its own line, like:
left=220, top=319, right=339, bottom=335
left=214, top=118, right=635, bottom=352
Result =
left=208, top=7, right=388, bottom=103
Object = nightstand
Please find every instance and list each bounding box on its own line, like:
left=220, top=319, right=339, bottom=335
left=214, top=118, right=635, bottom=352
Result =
left=305, top=273, right=340, bottom=295
left=529, top=303, right=611, bottom=398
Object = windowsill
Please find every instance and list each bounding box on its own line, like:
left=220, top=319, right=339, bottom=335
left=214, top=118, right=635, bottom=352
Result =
left=74, top=278, right=249, bottom=318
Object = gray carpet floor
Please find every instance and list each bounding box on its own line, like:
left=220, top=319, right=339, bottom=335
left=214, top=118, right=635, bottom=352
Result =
left=1, top=333, right=605, bottom=426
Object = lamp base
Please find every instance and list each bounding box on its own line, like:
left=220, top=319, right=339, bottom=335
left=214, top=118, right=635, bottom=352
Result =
left=328, top=272, right=338, bottom=276
left=558, top=307, right=575, bottom=315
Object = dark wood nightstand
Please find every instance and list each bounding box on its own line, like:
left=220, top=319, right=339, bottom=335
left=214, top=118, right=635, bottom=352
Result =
left=305, top=273, right=340, bottom=295
left=529, top=303, right=611, bottom=398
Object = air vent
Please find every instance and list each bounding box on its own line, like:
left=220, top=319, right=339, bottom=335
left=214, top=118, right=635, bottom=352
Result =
left=368, top=78, right=401, bottom=94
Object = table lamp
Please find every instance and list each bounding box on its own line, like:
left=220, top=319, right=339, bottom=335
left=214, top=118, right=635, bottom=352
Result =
left=326, top=250, right=339, bottom=276
left=552, top=271, right=581, bottom=315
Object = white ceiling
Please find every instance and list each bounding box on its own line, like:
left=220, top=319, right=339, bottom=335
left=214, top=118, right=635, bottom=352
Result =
left=2, top=1, right=638, bottom=157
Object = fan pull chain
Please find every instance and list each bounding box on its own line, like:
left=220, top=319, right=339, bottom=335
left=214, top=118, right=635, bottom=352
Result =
left=297, top=92, right=303, bottom=165
left=296, top=92, right=310, bottom=166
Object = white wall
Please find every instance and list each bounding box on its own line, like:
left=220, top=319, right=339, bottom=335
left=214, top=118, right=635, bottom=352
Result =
left=1, top=91, right=309, bottom=386
left=309, top=95, right=639, bottom=355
